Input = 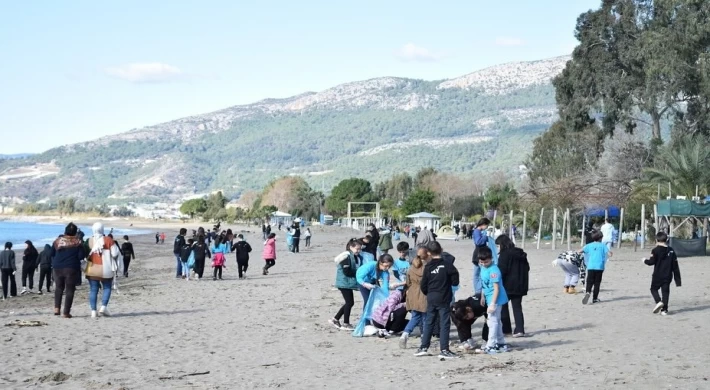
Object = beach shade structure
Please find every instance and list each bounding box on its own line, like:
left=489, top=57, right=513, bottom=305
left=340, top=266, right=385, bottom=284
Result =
left=352, top=273, right=390, bottom=337
left=270, top=211, right=293, bottom=227
left=656, top=199, right=710, bottom=257
left=584, top=206, right=621, bottom=219
left=406, top=212, right=441, bottom=231
left=435, top=225, right=457, bottom=240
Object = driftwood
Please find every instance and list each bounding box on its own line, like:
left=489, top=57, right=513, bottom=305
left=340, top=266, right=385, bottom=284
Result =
left=159, top=371, right=210, bottom=380
left=5, top=320, right=48, bottom=328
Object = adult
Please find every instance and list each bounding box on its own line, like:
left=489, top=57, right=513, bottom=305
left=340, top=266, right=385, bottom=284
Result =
left=37, top=244, right=53, bottom=294
left=173, top=228, right=187, bottom=278
left=86, top=223, right=120, bottom=319
left=120, top=235, right=135, bottom=277
left=0, top=242, right=17, bottom=300
left=155, top=233, right=160, bottom=244
left=193, top=234, right=211, bottom=280
left=601, top=219, right=614, bottom=250
left=21, top=240, right=39, bottom=294
left=416, top=226, right=436, bottom=247
left=496, top=234, right=529, bottom=337
left=51, top=223, right=85, bottom=318
left=291, top=223, right=301, bottom=253
left=378, top=228, right=393, bottom=255
left=366, top=224, right=380, bottom=253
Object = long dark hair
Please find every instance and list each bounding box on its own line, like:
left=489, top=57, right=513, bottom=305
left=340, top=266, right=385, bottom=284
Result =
left=495, top=234, right=516, bottom=251
left=345, top=238, right=363, bottom=252
left=24, top=240, right=37, bottom=257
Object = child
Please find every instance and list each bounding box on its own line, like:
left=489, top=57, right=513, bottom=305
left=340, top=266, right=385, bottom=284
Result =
left=392, top=242, right=411, bottom=285
left=580, top=230, right=612, bottom=305
left=180, top=238, right=195, bottom=281
left=643, top=232, right=681, bottom=315
left=554, top=251, right=586, bottom=294
left=211, top=237, right=228, bottom=281
left=400, top=246, right=429, bottom=349
left=415, top=241, right=460, bottom=360
left=304, top=228, right=312, bottom=248
left=475, top=246, right=508, bottom=354
left=232, top=234, right=252, bottom=279
left=371, top=289, right=408, bottom=337
left=451, top=297, right=489, bottom=350
left=472, top=218, right=491, bottom=297
left=192, top=235, right=211, bottom=280
left=262, top=233, right=276, bottom=275
left=0, top=242, right=18, bottom=300
left=330, top=238, right=363, bottom=330
left=356, top=254, right=394, bottom=306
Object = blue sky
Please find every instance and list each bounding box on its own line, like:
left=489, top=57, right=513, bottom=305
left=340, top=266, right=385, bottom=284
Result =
left=0, top=0, right=600, bottom=154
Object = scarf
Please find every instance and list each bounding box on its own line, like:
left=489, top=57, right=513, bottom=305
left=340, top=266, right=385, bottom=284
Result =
left=90, top=222, right=106, bottom=256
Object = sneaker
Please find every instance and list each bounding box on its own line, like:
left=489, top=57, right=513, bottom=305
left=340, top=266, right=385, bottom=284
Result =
left=592, top=299, right=601, bottom=304
left=582, top=292, right=591, bottom=305
left=20, top=288, right=28, bottom=295
left=653, top=302, right=664, bottom=314
left=474, top=347, right=498, bottom=355
left=91, top=310, right=98, bottom=319
left=99, top=306, right=110, bottom=317
left=38, top=290, right=43, bottom=296
left=512, top=333, right=526, bottom=338
left=661, top=310, right=668, bottom=316
left=563, top=286, right=569, bottom=294
left=414, top=348, right=430, bottom=357
left=328, top=318, right=342, bottom=329
left=438, top=350, right=460, bottom=359
left=340, top=323, right=354, bottom=331
left=568, top=287, right=577, bottom=295
left=497, top=344, right=510, bottom=353
left=399, top=333, right=409, bottom=349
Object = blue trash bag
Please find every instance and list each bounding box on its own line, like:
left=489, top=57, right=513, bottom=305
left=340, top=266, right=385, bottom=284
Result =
left=361, top=251, right=375, bottom=264
left=353, top=273, right=390, bottom=337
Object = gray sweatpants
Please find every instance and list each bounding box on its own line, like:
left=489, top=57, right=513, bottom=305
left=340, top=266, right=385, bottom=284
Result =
left=558, top=260, right=579, bottom=287
left=486, top=305, right=506, bottom=349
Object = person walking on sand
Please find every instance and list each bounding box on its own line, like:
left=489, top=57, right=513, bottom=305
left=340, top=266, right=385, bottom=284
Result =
left=155, top=233, right=160, bottom=244
left=37, top=244, right=53, bottom=294
left=399, top=246, right=429, bottom=349
left=173, top=228, right=187, bottom=278
left=643, top=232, right=681, bottom=316
left=85, top=223, right=120, bottom=319
left=120, top=235, right=135, bottom=278
left=291, top=222, right=301, bottom=253
left=51, top=223, right=85, bottom=318
left=21, top=240, right=39, bottom=295
left=211, top=237, right=228, bottom=280
left=580, top=230, right=612, bottom=305
left=232, top=234, right=252, bottom=279
left=304, top=228, right=312, bottom=248
left=601, top=219, right=614, bottom=250
left=262, top=233, right=277, bottom=275
left=329, top=238, right=363, bottom=331
left=193, top=235, right=211, bottom=280
left=180, top=238, right=196, bottom=280
left=1, top=242, right=18, bottom=300
left=160, top=233, right=165, bottom=244
left=496, top=235, right=529, bottom=338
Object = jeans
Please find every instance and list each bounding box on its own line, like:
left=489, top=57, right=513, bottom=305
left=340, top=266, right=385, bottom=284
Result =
left=1, top=269, right=17, bottom=298
left=586, top=270, right=604, bottom=300
left=305, top=237, right=311, bottom=247
left=473, top=264, right=482, bottom=295
left=404, top=310, right=427, bottom=334
left=501, top=295, right=525, bottom=335
left=22, top=266, right=36, bottom=289
left=182, top=261, right=189, bottom=278
left=485, top=304, right=506, bottom=349
left=358, top=284, right=371, bottom=311
left=175, top=254, right=183, bottom=277
left=39, top=266, right=52, bottom=291
left=651, top=282, right=671, bottom=311
left=557, top=260, right=580, bottom=287
left=420, top=303, right=451, bottom=352
left=89, top=279, right=113, bottom=311
left=54, top=268, right=79, bottom=315
left=335, top=288, right=355, bottom=324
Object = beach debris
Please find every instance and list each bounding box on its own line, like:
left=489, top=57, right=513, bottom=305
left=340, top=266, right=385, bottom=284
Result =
left=5, top=320, right=48, bottom=328
left=159, top=371, right=210, bottom=380
left=37, top=372, right=70, bottom=383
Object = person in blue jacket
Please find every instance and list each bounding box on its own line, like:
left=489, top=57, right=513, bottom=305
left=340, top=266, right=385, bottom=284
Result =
left=472, top=218, right=490, bottom=297
left=356, top=254, right=394, bottom=309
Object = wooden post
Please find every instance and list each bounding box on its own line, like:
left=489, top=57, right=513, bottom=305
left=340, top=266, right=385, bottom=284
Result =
left=522, top=211, right=527, bottom=250
left=509, top=211, right=514, bottom=241
left=633, top=224, right=639, bottom=252
left=641, top=204, right=646, bottom=250
left=581, top=214, right=587, bottom=248
left=605, top=208, right=609, bottom=221
left=561, top=209, right=567, bottom=246
left=617, top=207, right=624, bottom=249
left=566, top=209, right=571, bottom=251
left=653, top=204, right=659, bottom=237
left=537, top=208, right=544, bottom=250
left=552, top=208, right=558, bottom=251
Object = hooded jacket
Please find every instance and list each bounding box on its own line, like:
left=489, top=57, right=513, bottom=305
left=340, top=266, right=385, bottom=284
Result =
left=497, top=247, right=530, bottom=296
left=232, top=240, right=252, bottom=262
left=405, top=264, right=427, bottom=312
left=51, top=235, right=85, bottom=270
left=645, top=245, right=681, bottom=286
left=38, top=244, right=52, bottom=268
left=23, top=245, right=39, bottom=269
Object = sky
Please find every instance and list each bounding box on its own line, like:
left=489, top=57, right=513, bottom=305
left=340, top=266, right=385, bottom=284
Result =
left=0, top=0, right=600, bottom=154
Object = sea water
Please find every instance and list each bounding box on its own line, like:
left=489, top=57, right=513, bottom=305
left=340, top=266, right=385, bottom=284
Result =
left=0, top=221, right=150, bottom=249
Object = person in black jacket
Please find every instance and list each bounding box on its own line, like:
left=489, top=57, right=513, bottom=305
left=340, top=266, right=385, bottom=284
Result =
left=37, top=244, right=53, bottom=294
left=291, top=223, right=301, bottom=253
left=193, top=235, right=211, bottom=280
left=21, top=240, right=39, bottom=294
left=415, top=241, right=460, bottom=360
left=119, top=236, right=135, bottom=277
left=173, top=228, right=187, bottom=278
left=451, top=296, right=489, bottom=350
left=496, top=234, right=529, bottom=337
left=643, top=232, right=681, bottom=315
left=232, top=234, right=252, bottom=279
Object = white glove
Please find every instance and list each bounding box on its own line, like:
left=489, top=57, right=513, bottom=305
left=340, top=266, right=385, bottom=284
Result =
left=551, top=259, right=559, bottom=267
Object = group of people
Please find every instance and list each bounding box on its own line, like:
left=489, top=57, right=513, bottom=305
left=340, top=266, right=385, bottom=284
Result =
left=328, top=218, right=531, bottom=359
left=1, top=222, right=135, bottom=319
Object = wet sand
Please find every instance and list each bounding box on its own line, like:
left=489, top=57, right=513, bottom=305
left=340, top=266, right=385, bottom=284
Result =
left=1, top=222, right=709, bottom=389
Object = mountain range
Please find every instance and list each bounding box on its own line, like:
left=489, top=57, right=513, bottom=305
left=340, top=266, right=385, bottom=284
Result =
left=0, top=55, right=570, bottom=204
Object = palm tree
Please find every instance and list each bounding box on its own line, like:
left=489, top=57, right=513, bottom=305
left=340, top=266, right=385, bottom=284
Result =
left=642, top=138, right=710, bottom=198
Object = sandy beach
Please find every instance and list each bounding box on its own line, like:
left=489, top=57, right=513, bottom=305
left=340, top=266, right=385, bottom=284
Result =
left=1, top=222, right=709, bottom=389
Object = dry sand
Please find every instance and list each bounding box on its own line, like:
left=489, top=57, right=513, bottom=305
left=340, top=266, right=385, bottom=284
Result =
left=1, top=222, right=709, bottom=389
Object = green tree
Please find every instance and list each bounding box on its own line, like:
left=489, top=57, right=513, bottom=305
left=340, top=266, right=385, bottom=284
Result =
left=401, top=189, right=435, bottom=216
left=180, top=198, right=207, bottom=219
left=641, top=137, right=710, bottom=198
left=485, top=183, right=519, bottom=213
left=325, top=178, right=377, bottom=216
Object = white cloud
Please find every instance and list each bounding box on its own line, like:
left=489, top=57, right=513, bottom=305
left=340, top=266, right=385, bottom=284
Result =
left=105, top=63, right=185, bottom=83
left=395, top=43, right=439, bottom=62
left=495, top=37, right=525, bottom=47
